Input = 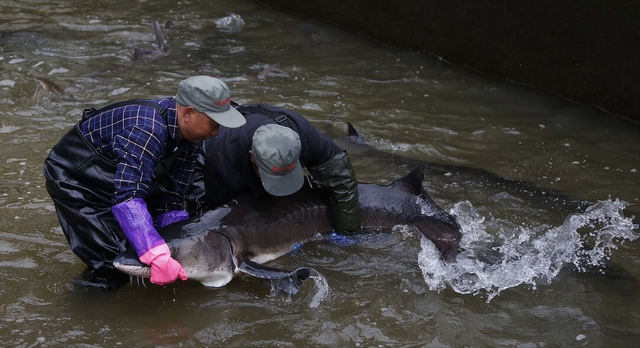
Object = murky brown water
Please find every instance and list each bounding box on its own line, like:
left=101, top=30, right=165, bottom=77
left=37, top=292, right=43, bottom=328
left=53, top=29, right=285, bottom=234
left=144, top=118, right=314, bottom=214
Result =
left=1, top=0, right=639, bottom=347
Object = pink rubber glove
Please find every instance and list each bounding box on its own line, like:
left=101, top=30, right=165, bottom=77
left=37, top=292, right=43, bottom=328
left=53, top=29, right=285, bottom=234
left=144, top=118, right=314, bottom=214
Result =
left=139, top=243, right=188, bottom=285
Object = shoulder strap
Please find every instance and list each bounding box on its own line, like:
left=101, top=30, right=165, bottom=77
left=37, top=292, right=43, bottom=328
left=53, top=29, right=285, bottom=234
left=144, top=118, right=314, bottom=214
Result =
left=82, top=99, right=168, bottom=121
left=229, top=103, right=290, bottom=146
left=152, top=141, right=192, bottom=179
left=235, top=104, right=289, bottom=125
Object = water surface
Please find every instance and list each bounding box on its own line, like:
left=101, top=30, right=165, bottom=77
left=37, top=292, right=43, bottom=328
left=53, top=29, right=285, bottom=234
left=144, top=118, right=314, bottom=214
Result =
left=1, top=0, right=638, bottom=347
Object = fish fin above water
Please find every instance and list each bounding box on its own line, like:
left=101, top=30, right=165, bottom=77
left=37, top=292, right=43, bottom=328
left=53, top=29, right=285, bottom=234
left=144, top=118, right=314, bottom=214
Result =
left=152, top=18, right=167, bottom=52
left=345, top=122, right=427, bottom=195
left=387, top=163, right=453, bottom=220
left=347, top=122, right=367, bottom=144
left=34, top=76, right=64, bottom=94
left=132, top=19, right=168, bottom=60
left=389, top=164, right=427, bottom=196
left=347, top=122, right=359, bottom=137
left=238, top=260, right=311, bottom=295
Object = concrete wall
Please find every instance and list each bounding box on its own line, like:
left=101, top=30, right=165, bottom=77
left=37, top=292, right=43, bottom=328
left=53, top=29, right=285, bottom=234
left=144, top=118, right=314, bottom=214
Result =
left=255, top=0, right=640, bottom=122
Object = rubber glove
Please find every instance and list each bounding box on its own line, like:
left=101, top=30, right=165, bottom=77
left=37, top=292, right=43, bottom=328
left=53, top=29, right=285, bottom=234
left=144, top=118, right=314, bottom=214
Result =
left=112, top=198, right=188, bottom=285
left=156, top=210, right=189, bottom=229
left=139, top=243, right=187, bottom=285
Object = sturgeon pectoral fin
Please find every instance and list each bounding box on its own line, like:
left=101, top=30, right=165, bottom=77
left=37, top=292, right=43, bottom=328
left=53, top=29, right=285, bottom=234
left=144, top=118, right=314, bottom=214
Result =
left=238, top=260, right=311, bottom=295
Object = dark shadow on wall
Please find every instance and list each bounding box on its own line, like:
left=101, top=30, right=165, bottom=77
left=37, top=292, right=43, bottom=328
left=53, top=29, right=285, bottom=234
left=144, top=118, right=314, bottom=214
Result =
left=254, top=0, right=640, bottom=123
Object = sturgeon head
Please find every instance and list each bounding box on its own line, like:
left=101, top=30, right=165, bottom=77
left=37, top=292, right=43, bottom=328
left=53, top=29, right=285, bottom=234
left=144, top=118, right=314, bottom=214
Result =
left=113, top=229, right=238, bottom=288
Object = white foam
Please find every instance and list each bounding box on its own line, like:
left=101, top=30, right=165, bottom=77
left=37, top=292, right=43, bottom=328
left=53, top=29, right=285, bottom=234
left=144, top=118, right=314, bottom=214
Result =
left=418, top=198, right=638, bottom=302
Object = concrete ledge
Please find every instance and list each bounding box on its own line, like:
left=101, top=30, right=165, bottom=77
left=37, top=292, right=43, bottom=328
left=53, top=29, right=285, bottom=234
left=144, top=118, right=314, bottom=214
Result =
left=255, top=0, right=640, bottom=122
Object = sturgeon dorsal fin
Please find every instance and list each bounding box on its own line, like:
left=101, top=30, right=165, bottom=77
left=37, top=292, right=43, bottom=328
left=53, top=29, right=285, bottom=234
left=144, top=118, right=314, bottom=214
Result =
left=347, top=122, right=367, bottom=143
left=389, top=164, right=426, bottom=195
left=347, top=122, right=359, bottom=137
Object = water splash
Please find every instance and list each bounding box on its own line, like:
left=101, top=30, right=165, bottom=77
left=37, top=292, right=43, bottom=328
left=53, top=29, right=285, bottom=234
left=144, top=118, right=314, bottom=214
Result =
left=214, top=14, right=245, bottom=32
left=267, top=269, right=330, bottom=308
left=419, top=198, right=639, bottom=302
left=307, top=272, right=331, bottom=309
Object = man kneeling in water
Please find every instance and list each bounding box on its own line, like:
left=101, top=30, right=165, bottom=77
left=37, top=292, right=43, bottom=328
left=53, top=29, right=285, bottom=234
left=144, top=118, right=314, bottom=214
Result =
left=44, top=76, right=246, bottom=288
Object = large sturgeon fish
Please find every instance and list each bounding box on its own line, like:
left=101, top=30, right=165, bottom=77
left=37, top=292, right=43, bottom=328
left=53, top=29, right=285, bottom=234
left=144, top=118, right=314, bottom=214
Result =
left=113, top=164, right=462, bottom=294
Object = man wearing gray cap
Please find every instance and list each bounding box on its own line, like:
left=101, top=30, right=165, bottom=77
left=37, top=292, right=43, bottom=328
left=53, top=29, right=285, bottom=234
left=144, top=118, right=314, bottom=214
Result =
left=43, top=76, right=245, bottom=288
left=190, top=103, right=361, bottom=234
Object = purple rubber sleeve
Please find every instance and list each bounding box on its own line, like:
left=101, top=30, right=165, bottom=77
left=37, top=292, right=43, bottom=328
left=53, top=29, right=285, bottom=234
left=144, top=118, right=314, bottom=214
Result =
left=156, top=210, right=189, bottom=229
left=112, top=198, right=164, bottom=257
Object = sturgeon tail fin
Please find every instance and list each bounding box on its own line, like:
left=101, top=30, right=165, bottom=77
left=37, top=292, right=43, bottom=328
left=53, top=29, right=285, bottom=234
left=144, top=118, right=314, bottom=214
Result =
left=393, top=164, right=457, bottom=226
left=409, top=215, right=462, bottom=262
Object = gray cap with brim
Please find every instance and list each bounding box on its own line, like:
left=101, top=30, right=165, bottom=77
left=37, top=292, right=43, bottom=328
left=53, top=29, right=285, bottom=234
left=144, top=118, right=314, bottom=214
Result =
left=175, top=76, right=246, bottom=128
left=252, top=124, right=304, bottom=196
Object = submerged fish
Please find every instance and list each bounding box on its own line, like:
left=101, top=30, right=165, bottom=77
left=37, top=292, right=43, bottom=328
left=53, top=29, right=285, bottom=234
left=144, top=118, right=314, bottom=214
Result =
left=163, top=20, right=176, bottom=29
left=34, top=76, right=64, bottom=94
left=337, top=122, right=590, bottom=215
left=133, top=18, right=168, bottom=60
left=257, top=62, right=282, bottom=80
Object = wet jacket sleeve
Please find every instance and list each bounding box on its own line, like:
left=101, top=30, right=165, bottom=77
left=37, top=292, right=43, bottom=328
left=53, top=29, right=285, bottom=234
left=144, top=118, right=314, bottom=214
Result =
left=308, top=151, right=361, bottom=233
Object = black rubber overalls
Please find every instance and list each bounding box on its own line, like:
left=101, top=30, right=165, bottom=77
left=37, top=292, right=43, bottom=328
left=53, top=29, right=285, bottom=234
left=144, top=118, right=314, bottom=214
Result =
left=43, top=100, right=180, bottom=284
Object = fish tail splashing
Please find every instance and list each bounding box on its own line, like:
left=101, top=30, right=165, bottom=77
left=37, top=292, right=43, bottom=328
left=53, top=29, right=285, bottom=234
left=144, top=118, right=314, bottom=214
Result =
left=418, top=197, right=639, bottom=303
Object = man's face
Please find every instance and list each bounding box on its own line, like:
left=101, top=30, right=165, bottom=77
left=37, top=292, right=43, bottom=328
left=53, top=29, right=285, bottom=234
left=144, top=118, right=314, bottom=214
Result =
left=177, top=105, right=219, bottom=143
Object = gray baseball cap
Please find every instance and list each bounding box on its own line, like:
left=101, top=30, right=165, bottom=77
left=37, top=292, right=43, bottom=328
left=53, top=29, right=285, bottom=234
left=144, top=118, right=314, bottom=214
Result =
left=175, top=76, right=246, bottom=128
left=252, top=124, right=304, bottom=196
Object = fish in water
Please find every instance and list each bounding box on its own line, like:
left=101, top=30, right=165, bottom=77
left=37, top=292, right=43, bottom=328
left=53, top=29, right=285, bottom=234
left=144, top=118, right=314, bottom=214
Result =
left=113, top=164, right=462, bottom=294
left=257, top=62, right=282, bottom=80
left=34, top=76, right=64, bottom=94
left=163, top=20, right=176, bottom=30
left=133, top=18, right=168, bottom=60
left=337, top=122, right=590, bottom=214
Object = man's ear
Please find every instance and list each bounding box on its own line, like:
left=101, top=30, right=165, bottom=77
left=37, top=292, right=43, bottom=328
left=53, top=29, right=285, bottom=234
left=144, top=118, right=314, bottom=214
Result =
left=182, top=106, right=195, bottom=122
left=248, top=150, right=254, bottom=163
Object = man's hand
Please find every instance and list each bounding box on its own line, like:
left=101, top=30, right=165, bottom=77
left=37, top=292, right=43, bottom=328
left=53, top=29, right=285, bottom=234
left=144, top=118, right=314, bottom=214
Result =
left=140, top=243, right=188, bottom=285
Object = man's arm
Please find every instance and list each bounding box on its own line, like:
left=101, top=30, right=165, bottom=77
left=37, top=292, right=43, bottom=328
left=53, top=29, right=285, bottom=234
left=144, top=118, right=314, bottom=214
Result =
left=308, top=151, right=361, bottom=233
